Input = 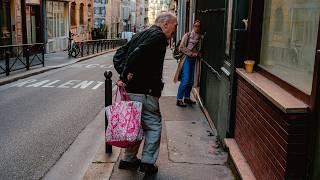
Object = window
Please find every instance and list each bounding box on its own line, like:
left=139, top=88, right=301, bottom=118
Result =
left=71, top=2, right=76, bottom=26
left=59, top=2, right=67, bottom=36
left=47, top=1, right=67, bottom=39
left=88, top=4, right=92, bottom=17
left=260, top=0, right=320, bottom=95
left=47, top=1, right=54, bottom=38
left=101, top=8, right=105, bottom=16
left=80, top=3, right=84, bottom=25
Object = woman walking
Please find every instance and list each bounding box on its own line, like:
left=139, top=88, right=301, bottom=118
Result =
left=174, top=20, right=202, bottom=107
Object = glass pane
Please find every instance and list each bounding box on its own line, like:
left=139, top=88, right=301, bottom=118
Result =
left=60, top=2, right=66, bottom=36
left=31, top=14, right=36, bottom=43
left=53, top=2, right=59, bottom=37
left=47, top=1, right=53, bottom=39
left=260, top=0, right=320, bottom=95
left=26, top=7, right=32, bottom=43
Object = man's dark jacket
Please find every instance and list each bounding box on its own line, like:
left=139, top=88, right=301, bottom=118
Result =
left=121, top=25, right=168, bottom=98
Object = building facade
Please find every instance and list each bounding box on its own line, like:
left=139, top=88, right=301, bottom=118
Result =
left=176, top=0, right=320, bottom=179
left=148, top=0, right=170, bottom=25
left=68, top=0, right=94, bottom=42
left=106, top=0, right=121, bottom=38
left=0, top=0, right=44, bottom=46
left=45, top=0, right=93, bottom=52
left=93, top=0, right=106, bottom=28
left=46, top=0, right=69, bottom=52
left=120, top=0, right=131, bottom=32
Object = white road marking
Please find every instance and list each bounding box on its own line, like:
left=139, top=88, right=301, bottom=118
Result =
left=26, top=80, right=51, bottom=87
left=42, top=80, right=61, bottom=88
left=70, top=64, right=113, bottom=69
left=58, top=80, right=82, bottom=88
left=10, top=79, right=105, bottom=90
left=10, top=79, right=37, bottom=87
left=72, top=81, right=95, bottom=89
left=91, top=81, right=104, bottom=90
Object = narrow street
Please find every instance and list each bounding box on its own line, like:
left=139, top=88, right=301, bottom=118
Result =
left=0, top=52, right=118, bottom=179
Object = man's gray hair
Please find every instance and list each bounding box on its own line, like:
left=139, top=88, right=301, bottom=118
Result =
left=154, top=12, right=176, bottom=25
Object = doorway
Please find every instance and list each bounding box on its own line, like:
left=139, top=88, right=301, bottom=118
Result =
left=26, top=5, right=41, bottom=44
left=0, top=0, right=12, bottom=45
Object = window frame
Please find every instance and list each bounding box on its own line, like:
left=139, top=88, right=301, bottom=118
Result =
left=246, top=0, right=320, bottom=108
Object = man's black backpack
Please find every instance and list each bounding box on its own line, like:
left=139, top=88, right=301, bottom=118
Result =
left=113, top=42, right=130, bottom=74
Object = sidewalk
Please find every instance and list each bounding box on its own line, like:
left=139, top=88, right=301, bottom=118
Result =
left=0, top=49, right=116, bottom=86
left=83, top=50, right=234, bottom=180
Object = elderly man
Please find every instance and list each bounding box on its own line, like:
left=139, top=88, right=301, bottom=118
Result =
left=116, top=12, right=177, bottom=175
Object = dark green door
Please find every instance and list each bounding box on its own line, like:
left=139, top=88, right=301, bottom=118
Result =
left=195, top=0, right=248, bottom=139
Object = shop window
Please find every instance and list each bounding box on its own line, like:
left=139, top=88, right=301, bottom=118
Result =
left=260, top=0, right=320, bottom=95
left=80, top=3, right=84, bottom=25
left=71, top=2, right=76, bottom=26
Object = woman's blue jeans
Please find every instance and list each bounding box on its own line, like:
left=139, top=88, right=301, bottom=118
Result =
left=177, top=56, right=195, bottom=100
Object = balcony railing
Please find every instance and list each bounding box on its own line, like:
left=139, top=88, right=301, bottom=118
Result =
left=74, top=39, right=127, bottom=58
left=0, top=43, right=45, bottom=76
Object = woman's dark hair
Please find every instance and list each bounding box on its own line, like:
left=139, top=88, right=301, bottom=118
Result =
left=193, top=20, right=201, bottom=25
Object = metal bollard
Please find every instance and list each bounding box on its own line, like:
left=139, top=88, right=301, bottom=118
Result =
left=104, top=71, right=113, bottom=154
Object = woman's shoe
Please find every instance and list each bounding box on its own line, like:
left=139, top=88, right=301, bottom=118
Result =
left=176, top=100, right=187, bottom=107
left=184, top=99, right=196, bottom=105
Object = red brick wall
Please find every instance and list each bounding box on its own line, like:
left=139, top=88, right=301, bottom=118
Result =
left=234, top=76, right=308, bottom=179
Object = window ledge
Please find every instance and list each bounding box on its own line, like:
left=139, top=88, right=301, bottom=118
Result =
left=236, top=68, right=309, bottom=114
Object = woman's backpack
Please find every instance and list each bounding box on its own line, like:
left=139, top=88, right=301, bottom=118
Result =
left=173, top=40, right=183, bottom=60
left=172, top=33, right=190, bottom=60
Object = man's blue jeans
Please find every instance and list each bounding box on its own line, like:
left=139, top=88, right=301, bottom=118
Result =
left=123, top=93, right=162, bottom=164
left=177, top=56, right=195, bottom=101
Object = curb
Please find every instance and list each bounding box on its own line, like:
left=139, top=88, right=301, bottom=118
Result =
left=0, top=49, right=117, bottom=86
left=44, top=107, right=121, bottom=180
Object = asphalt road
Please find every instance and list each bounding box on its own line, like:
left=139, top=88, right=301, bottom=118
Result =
left=0, top=52, right=119, bottom=179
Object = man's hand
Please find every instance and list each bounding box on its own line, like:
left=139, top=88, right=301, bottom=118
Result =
left=116, top=73, right=133, bottom=87
left=116, top=80, right=126, bottom=87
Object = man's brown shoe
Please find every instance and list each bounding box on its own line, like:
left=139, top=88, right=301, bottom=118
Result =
left=118, top=159, right=141, bottom=170
left=139, top=163, right=158, bottom=175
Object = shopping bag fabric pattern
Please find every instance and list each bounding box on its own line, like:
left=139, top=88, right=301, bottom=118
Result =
left=106, top=100, right=143, bottom=148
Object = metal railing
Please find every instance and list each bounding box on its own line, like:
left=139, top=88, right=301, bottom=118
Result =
left=0, top=43, right=45, bottom=76
left=201, top=59, right=222, bottom=80
left=74, top=39, right=127, bottom=58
